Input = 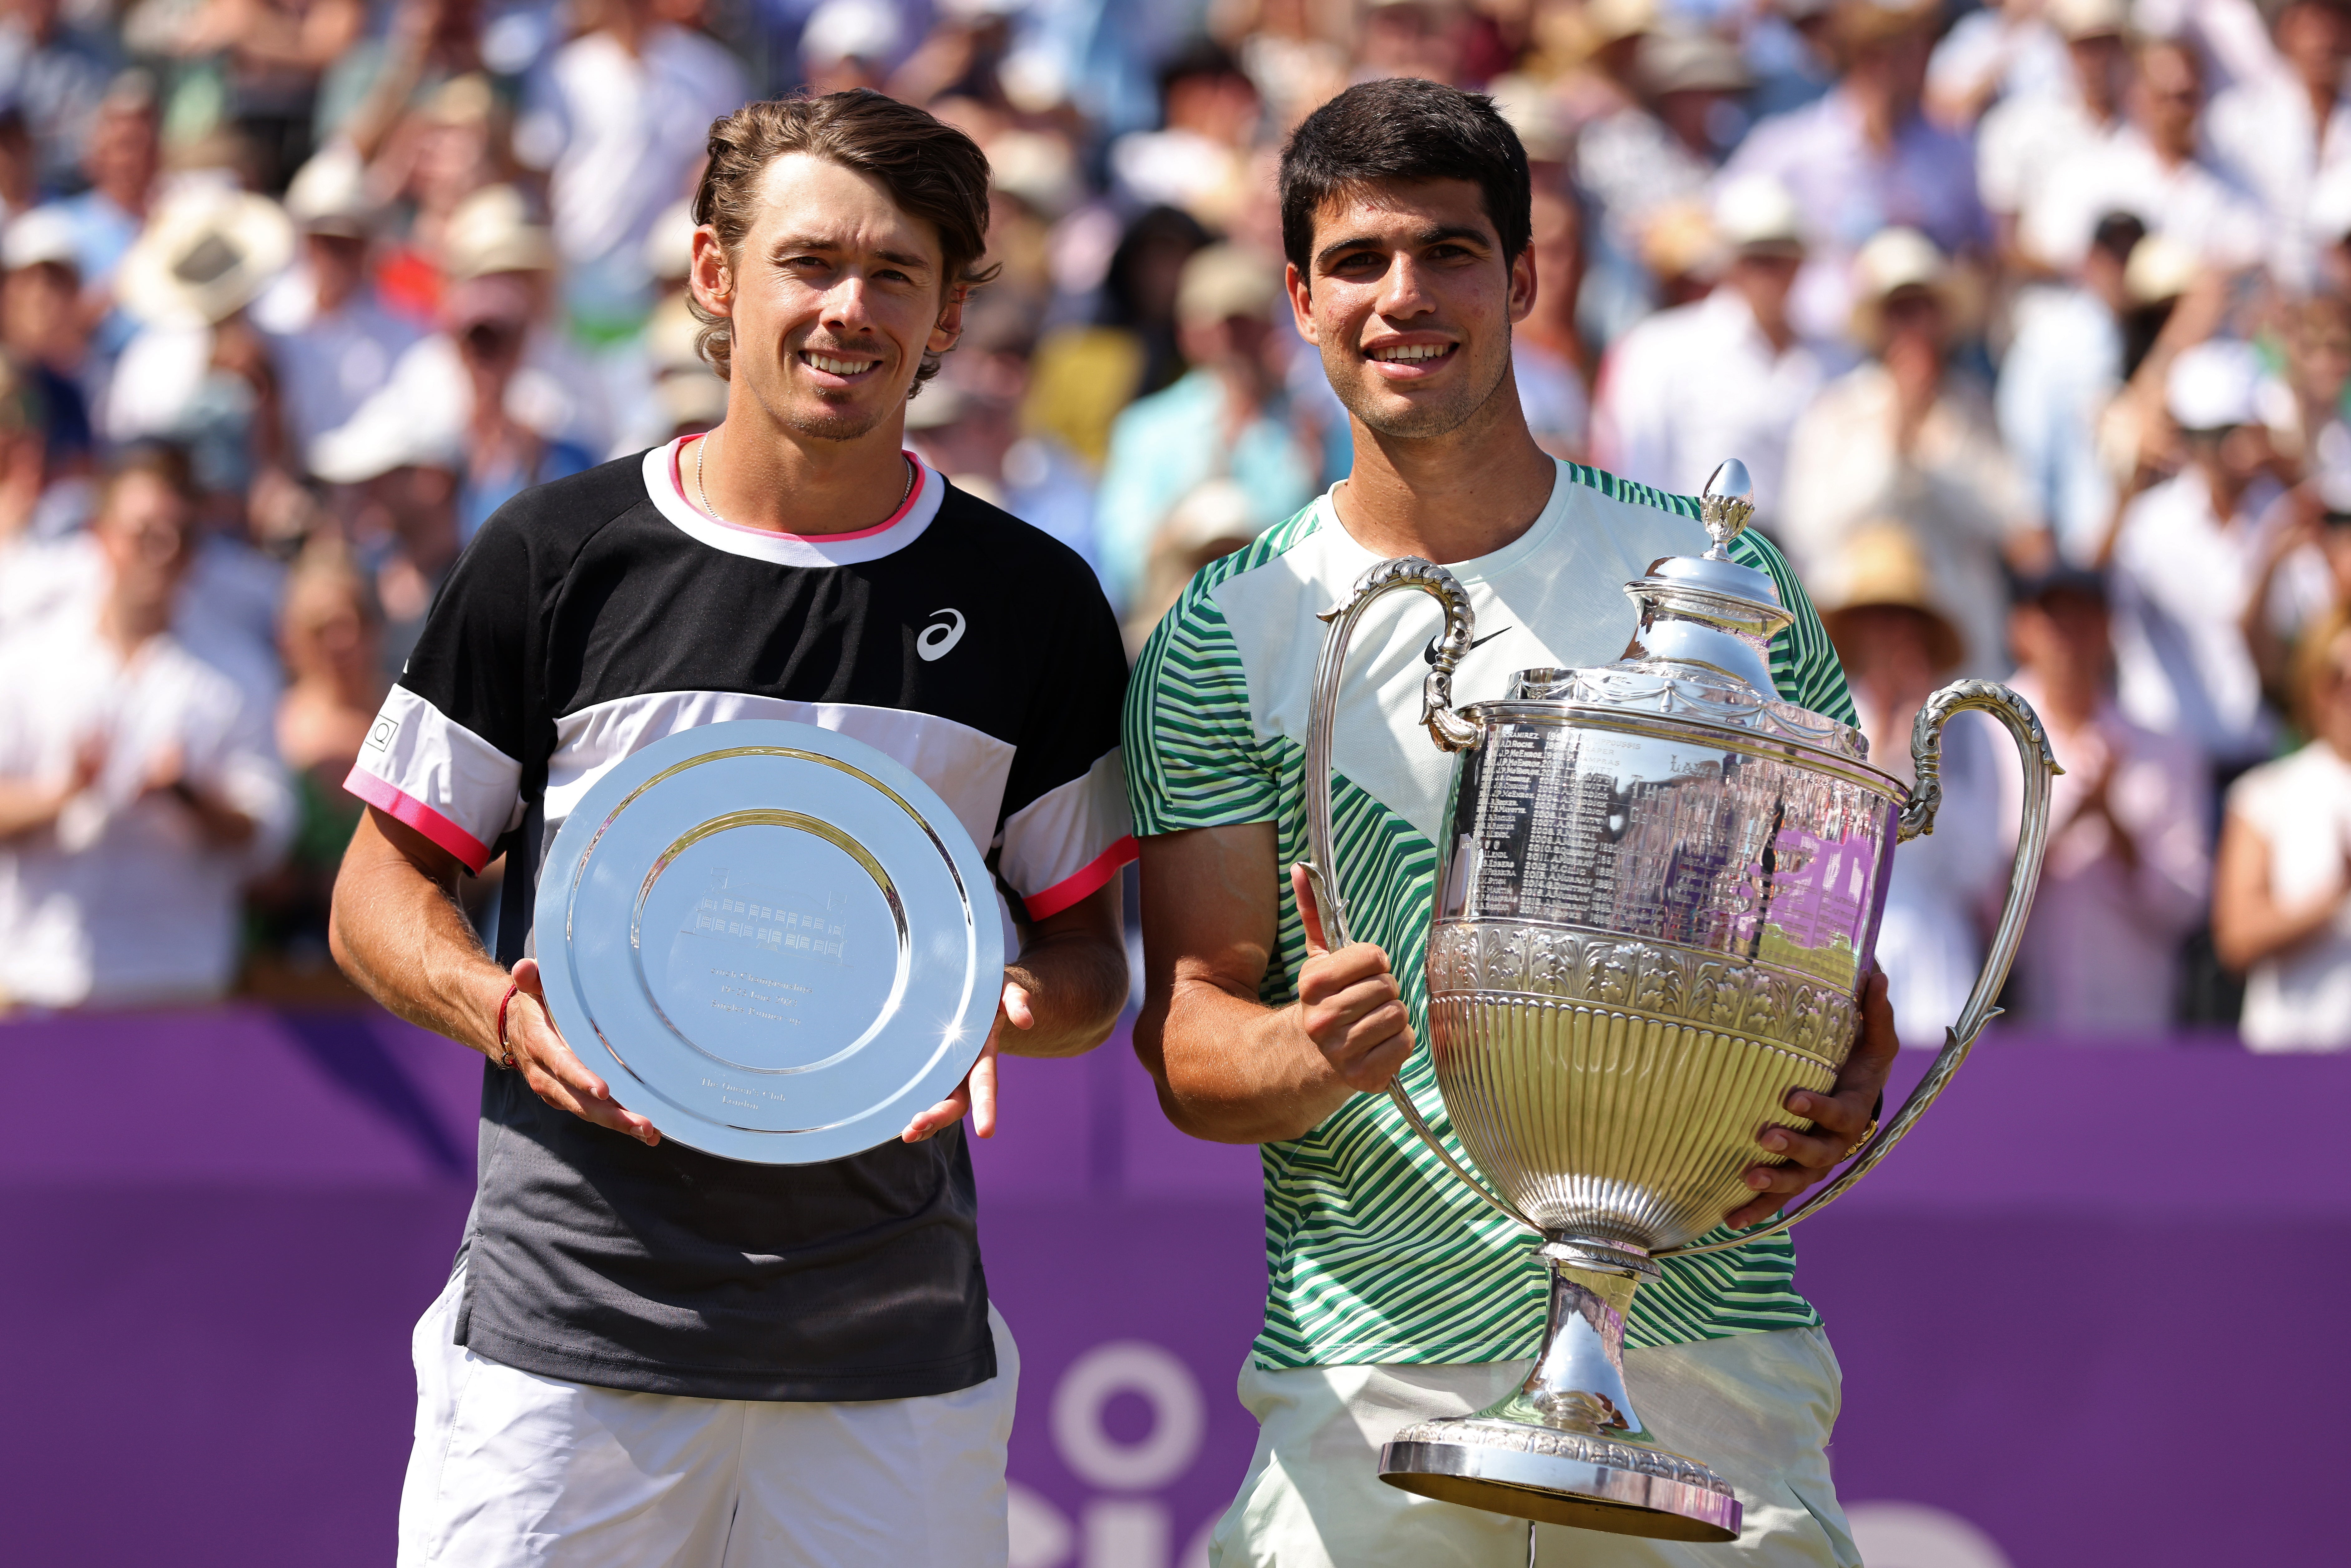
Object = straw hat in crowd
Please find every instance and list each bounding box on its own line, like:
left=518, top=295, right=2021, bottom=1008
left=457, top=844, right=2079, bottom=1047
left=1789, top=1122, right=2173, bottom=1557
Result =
left=1848, top=226, right=1984, bottom=350
left=115, top=184, right=294, bottom=328
left=1815, top=522, right=1968, bottom=675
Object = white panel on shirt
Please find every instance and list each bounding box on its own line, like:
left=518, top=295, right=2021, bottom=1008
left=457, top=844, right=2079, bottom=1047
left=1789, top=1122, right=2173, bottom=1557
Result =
left=544, top=691, right=1014, bottom=863
left=997, top=749, right=1134, bottom=916
left=349, top=685, right=526, bottom=868
left=1213, top=462, right=1709, bottom=846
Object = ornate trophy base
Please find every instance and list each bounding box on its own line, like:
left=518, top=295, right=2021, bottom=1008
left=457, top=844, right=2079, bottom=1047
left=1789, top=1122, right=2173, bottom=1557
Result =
left=1378, top=1240, right=1742, bottom=1543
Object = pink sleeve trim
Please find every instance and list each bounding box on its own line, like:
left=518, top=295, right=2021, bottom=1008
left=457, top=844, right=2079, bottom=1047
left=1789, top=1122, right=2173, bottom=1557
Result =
left=1023, top=835, right=1137, bottom=922
left=345, top=767, right=495, bottom=873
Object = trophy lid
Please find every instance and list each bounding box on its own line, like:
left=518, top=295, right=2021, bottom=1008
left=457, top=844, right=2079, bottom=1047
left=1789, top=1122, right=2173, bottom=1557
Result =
left=1504, top=459, right=1869, bottom=762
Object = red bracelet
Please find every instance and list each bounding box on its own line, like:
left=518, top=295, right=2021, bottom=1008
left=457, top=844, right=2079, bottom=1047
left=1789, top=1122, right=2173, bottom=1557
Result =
left=493, top=979, right=522, bottom=1070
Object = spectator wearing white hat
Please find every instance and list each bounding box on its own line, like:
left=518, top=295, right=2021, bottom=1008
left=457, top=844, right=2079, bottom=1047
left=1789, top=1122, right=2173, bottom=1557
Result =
left=2109, top=338, right=2300, bottom=770
left=797, top=0, right=902, bottom=96
left=1780, top=226, right=2043, bottom=675
left=1591, top=173, right=1827, bottom=529
left=308, top=377, right=464, bottom=679
left=0, top=446, right=293, bottom=1009
left=1575, top=25, right=1749, bottom=295
left=330, top=183, right=611, bottom=488
left=2214, top=605, right=2351, bottom=1049
left=2000, top=563, right=2211, bottom=1033
left=1094, top=243, right=1319, bottom=624
left=1, top=202, right=93, bottom=491
left=2020, top=36, right=2268, bottom=274
left=252, top=141, right=423, bottom=460
left=1973, top=0, right=2132, bottom=271
left=2208, top=0, right=2351, bottom=293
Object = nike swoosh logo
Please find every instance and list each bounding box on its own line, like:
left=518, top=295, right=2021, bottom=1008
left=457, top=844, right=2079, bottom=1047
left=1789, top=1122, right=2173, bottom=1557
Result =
left=1424, top=627, right=1510, bottom=666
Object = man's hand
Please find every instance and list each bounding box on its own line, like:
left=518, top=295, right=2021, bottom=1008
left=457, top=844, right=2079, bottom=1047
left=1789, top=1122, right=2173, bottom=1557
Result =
left=504, top=957, right=660, bottom=1146
left=1292, top=863, right=1413, bottom=1091
left=1723, top=969, right=1901, bottom=1229
left=901, top=981, right=1025, bottom=1143
left=897, top=879, right=1127, bottom=1145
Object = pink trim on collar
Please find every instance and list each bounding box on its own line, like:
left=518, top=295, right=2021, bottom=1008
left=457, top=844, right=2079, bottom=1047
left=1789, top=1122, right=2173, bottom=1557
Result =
left=671, top=434, right=927, bottom=542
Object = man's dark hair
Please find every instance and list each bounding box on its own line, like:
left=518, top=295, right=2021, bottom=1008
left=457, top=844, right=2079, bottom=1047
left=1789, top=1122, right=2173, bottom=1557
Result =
left=690, top=90, right=998, bottom=389
left=1279, top=78, right=1532, bottom=279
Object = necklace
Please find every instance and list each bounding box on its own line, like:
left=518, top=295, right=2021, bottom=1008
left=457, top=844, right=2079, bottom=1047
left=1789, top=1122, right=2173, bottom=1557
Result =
left=694, top=428, right=914, bottom=529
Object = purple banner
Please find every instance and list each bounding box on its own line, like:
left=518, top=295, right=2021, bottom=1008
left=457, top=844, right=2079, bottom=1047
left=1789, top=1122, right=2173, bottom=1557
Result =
left=2, top=1007, right=2344, bottom=1567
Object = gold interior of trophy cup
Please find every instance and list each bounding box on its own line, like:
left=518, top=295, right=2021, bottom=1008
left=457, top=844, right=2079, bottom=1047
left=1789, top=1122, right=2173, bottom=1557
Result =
left=1423, top=710, right=1906, bottom=1253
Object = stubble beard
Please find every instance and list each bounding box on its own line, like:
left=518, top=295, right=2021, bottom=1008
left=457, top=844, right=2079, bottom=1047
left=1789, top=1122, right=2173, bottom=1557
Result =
left=1329, top=329, right=1516, bottom=442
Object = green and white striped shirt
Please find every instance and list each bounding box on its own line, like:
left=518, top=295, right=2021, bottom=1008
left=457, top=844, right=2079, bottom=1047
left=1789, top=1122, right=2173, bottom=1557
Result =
left=1124, top=460, right=1859, bottom=1370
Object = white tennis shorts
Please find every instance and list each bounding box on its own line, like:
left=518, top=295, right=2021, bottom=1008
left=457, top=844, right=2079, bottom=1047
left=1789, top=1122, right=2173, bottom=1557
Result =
left=1208, top=1326, right=1860, bottom=1567
left=395, top=1266, right=1018, bottom=1568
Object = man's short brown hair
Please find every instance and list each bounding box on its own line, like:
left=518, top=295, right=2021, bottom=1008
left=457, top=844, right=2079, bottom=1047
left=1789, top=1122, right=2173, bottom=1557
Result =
left=689, top=90, right=997, bottom=390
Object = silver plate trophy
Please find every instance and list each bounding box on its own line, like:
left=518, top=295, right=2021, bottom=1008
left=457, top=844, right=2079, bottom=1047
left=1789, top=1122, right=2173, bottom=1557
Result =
left=1303, top=462, right=2059, bottom=1541
left=534, top=719, right=1003, bottom=1164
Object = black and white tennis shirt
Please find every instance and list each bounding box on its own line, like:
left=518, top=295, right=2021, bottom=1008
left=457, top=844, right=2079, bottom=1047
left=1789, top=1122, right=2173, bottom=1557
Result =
left=345, top=436, right=1134, bottom=1401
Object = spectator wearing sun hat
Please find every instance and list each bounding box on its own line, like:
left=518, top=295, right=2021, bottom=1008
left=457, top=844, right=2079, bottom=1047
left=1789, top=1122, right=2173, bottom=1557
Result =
left=2110, top=337, right=2301, bottom=774
left=1780, top=226, right=2042, bottom=675
left=1591, top=173, right=1828, bottom=531
left=1815, top=521, right=2006, bottom=1050
left=251, top=140, right=422, bottom=460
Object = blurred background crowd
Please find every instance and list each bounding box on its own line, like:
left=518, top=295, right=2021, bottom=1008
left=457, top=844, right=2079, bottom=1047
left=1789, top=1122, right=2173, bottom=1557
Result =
left=1, top=0, right=2348, bottom=1049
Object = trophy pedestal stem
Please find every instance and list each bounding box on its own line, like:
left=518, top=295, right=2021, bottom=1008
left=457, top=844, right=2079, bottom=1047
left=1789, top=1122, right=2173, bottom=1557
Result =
left=1378, top=1238, right=1743, bottom=1543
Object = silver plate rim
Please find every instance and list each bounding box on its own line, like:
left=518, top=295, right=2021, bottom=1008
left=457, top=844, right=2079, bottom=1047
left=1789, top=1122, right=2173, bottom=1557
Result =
left=532, top=719, right=1003, bottom=1164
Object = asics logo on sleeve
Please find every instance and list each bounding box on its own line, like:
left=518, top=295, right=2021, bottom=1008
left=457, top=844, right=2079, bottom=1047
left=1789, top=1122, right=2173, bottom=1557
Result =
left=917, top=609, right=967, bottom=661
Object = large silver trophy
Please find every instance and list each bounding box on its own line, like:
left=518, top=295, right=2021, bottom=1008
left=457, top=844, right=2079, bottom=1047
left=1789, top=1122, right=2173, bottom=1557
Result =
left=1301, top=462, right=2059, bottom=1541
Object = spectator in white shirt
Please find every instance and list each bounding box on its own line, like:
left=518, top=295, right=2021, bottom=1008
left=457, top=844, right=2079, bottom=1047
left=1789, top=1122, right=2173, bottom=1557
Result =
left=1816, top=524, right=2004, bottom=1049
left=1976, top=0, right=2132, bottom=272
left=2020, top=37, right=2269, bottom=275
left=0, top=449, right=293, bottom=1008
left=1591, top=174, right=1828, bottom=528
left=1781, top=227, right=2044, bottom=674
left=2215, top=606, right=2351, bottom=1049
left=2000, top=564, right=2211, bottom=1032
left=252, top=142, right=422, bottom=463
left=1925, top=0, right=2073, bottom=128
left=2111, top=338, right=2299, bottom=768
left=2207, top=0, right=2351, bottom=292
left=510, top=0, right=746, bottom=334
left=1998, top=211, right=2145, bottom=562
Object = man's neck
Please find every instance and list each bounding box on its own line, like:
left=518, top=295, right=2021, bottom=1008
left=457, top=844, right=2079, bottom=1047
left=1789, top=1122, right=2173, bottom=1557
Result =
left=1723, top=281, right=1795, bottom=355
left=698, top=397, right=915, bottom=536
left=1329, top=380, right=1558, bottom=565
left=98, top=595, right=167, bottom=660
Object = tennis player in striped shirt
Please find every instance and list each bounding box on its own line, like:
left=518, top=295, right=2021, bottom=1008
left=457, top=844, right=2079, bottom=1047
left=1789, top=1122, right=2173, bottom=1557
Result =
left=1124, top=78, right=1899, bottom=1568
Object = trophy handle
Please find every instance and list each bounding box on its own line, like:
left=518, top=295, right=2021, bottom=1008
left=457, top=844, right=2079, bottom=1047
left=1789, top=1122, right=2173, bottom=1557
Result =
left=1658, top=679, right=2063, bottom=1259
left=1304, top=557, right=1534, bottom=1233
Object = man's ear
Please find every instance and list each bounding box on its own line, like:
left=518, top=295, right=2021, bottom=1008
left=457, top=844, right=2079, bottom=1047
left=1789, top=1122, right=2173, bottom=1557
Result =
left=1508, top=244, right=1538, bottom=327
left=928, top=283, right=969, bottom=355
left=1285, top=261, right=1318, bottom=345
left=688, top=226, right=732, bottom=314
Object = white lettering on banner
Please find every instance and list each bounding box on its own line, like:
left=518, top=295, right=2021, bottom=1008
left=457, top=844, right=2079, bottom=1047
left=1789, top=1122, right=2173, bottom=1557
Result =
left=1007, top=1484, right=1073, bottom=1568
left=1084, top=1501, right=1167, bottom=1566
left=1050, top=1341, right=1206, bottom=1491
left=1845, top=1502, right=2013, bottom=1568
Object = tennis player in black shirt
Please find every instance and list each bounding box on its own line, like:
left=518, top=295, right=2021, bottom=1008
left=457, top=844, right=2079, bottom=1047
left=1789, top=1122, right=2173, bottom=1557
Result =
left=331, top=92, right=1133, bottom=1568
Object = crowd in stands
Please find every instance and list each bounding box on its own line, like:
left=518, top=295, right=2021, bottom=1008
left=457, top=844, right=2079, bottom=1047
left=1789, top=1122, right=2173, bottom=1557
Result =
left=1, top=0, right=2348, bottom=1048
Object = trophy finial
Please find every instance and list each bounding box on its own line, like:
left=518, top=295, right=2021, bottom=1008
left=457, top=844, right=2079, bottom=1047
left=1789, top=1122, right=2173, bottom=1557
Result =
left=1699, top=459, right=1755, bottom=558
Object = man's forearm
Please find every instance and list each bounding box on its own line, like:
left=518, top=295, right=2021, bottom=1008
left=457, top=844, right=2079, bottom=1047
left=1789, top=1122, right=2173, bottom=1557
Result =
left=329, top=813, right=508, bottom=1061
left=1003, top=925, right=1127, bottom=1058
left=1138, top=976, right=1354, bottom=1144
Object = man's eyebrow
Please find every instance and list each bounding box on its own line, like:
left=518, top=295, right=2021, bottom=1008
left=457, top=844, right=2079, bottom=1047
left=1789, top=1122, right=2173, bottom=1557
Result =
left=768, top=235, right=935, bottom=271
left=1313, top=224, right=1493, bottom=269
